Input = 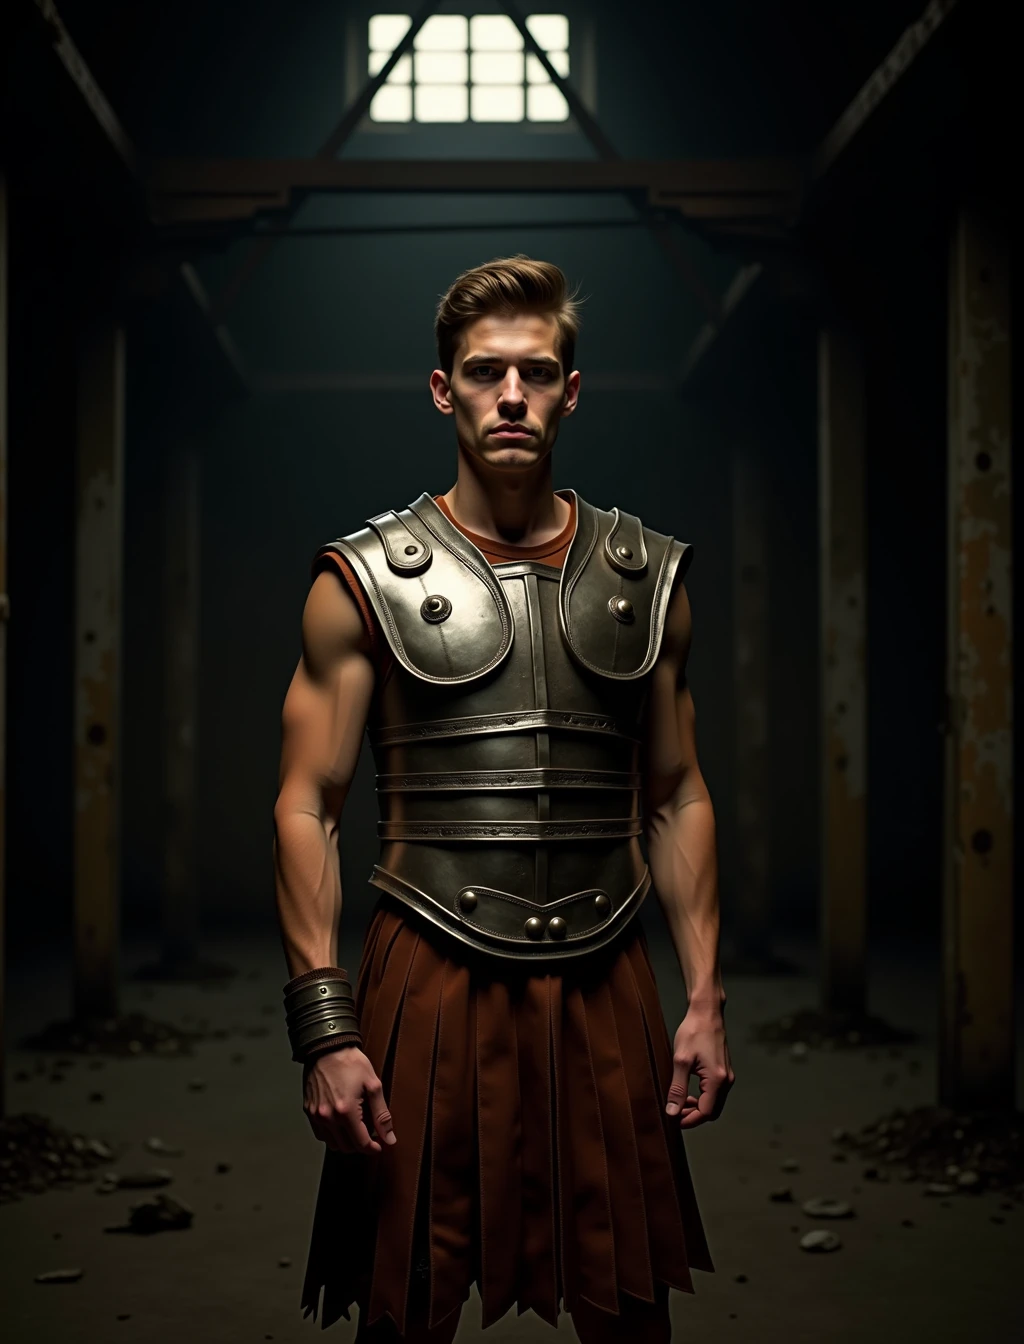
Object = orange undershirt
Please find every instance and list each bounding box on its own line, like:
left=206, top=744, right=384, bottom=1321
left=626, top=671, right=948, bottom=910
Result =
left=315, top=493, right=577, bottom=686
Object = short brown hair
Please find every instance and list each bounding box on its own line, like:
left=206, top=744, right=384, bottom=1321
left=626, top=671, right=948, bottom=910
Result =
left=435, top=254, right=582, bottom=378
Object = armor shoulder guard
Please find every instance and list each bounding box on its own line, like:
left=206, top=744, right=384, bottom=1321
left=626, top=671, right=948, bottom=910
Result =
left=560, top=493, right=692, bottom=679
left=314, top=492, right=514, bottom=684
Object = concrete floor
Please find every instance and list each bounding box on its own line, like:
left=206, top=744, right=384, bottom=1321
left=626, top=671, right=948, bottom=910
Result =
left=1, top=922, right=1021, bottom=1344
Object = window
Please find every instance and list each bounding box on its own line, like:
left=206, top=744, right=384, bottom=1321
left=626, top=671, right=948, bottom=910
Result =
left=368, top=13, right=570, bottom=123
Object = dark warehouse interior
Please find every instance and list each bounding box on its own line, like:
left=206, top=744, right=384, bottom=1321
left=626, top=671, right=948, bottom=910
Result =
left=0, top=1, right=1020, bottom=1341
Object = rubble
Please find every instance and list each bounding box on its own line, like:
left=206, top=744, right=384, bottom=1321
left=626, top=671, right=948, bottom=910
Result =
left=801, top=1197, right=853, bottom=1219
left=752, top=1007, right=915, bottom=1051
left=831, top=1105, right=1024, bottom=1195
left=20, top=1012, right=206, bottom=1059
left=0, top=1113, right=122, bottom=1205
left=104, top=1192, right=194, bottom=1234
left=800, top=1230, right=842, bottom=1252
left=34, top=1267, right=84, bottom=1284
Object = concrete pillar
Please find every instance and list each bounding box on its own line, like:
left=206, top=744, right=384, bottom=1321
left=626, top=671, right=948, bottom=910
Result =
left=818, top=317, right=867, bottom=1018
left=0, top=174, right=9, bottom=1115
left=73, top=314, right=125, bottom=1021
left=161, top=441, right=201, bottom=971
left=732, top=444, right=771, bottom=963
left=941, top=199, right=1013, bottom=1109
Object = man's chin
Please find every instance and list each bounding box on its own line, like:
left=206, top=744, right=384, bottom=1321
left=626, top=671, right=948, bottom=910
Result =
left=474, top=437, right=545, bottom=468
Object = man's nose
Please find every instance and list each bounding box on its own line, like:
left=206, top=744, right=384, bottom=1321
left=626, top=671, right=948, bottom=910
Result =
left=499, top=372, right=525, bottom=408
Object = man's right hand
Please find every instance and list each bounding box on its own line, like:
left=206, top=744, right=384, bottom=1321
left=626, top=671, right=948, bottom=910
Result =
left=303, top=1047, right=397, bottom=1154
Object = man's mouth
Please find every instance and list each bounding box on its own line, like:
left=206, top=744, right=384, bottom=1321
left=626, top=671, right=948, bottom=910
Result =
left=489, top=424, right=535, bottom=439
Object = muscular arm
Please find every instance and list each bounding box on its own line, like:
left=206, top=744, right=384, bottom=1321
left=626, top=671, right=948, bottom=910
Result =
left=273, top=570, right=376, bottom=977
left=642, top=576, right=725, bottom=1013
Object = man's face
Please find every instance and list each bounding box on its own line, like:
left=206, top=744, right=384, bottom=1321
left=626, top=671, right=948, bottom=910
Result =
left=430, top=311, right=580, bottom=470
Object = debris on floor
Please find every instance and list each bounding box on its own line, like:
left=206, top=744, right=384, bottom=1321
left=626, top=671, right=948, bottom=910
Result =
left=801, top=1197, right=854, bottom=1219
left=96, top=1169, right=174, bottom=1193
left=830, top=1105, right=1024, bottom=1195
left=0, top=1113, right=121, bottom=1205
left=800, top=1230, right=842, bottom=1252
left=34, top=1267, right=85, bottom=1284
left=104, top=1192, right=194, bottom=1234
left=20, top=1012, right=207, bottom=1058
left=751, top=1007, right=916, bottom=1051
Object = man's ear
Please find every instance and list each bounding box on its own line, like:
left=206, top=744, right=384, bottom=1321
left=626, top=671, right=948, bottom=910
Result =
left=430, top=369, right=454, bottom=415
left=561, top=369, right=581, bottom=417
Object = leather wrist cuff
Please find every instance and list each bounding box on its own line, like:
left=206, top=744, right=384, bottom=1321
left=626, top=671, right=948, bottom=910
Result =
left=283, top=966, right=362, bottom=1063
left=283, top=965, right=349, bottom=994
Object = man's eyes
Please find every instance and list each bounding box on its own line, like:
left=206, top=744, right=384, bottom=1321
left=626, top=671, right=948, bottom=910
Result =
left=470, top=366, right=553, bottom=379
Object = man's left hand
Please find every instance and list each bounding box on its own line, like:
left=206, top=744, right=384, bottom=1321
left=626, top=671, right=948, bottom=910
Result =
left=665, top=1008, right=735, bottom=1129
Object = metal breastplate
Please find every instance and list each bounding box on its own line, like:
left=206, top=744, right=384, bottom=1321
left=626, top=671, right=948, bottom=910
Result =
left=315, top=490, right=692, bottom=964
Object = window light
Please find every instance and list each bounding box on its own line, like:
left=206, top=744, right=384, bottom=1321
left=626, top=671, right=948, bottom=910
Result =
left=368, top=13, right=571, bottom=123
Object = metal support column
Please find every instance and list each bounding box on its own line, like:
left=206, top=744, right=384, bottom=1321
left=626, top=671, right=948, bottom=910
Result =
left=0, top=173, right=9, bottom=1115
left=732, top=444, right=771, bottom=964
left=161, top=441, right=201, bottom=972
left=941, top=199, right=1013, bottom=1110
left=73, top=313, right=125, bottom=1021
left=818, top=317, right=868, bottom=1017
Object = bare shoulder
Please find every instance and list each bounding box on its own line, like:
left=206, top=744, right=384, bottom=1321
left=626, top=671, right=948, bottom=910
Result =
left=659, top=571, right=693, bottom=672
left=300, top=568, right=373, bottom=682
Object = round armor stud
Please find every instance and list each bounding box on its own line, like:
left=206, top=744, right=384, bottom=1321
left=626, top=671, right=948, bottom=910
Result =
left=608, top=595, right=635, bottom=623
left=421, top=594, right=452, bottom=623
left=524, top=917, right=545, bottom=940
left=547, top=916, right=567, bottom=940
left=593, top=893, right=610, bottom=915
left=458, top=890, right=478, bottom=913
left=404, top=543, right=419, bottom=555
left=616, top=544, right=633, bottom=560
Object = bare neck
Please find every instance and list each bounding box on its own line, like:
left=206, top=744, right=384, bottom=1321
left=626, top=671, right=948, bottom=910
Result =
left=441, top=445, right=571, bottom=547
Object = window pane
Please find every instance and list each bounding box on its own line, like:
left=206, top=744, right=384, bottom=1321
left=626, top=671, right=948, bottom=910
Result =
left=471, top=52, right=524, bottom=84
left=415, top=51, right=468, bottom=83
left=526, top=51, right=568, bottom=82
left=471, top=84, right=524, bottom=121
left=526, top=14, right=569, bottom=50
left=369, top=13, right=412, bottom=52
left=370, top=84, right=412, bottom=121
left=527, top=82, right=569, bottom=121
left=415, top=15, right=468, bottom=50
left=415, top=84, right=469, bottom=121
left=469, top=14, right=523, bottom=50
left=369, top=50, right=412, bottom=81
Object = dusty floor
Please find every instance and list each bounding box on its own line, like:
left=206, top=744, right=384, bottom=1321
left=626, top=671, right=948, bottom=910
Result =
left=1, top=919, right=1021, bottom=1344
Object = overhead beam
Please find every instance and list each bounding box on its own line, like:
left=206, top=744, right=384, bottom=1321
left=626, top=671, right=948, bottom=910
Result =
left=149, top=157, right=798, bottom=225
left=680, top=0, right=961, bottom=388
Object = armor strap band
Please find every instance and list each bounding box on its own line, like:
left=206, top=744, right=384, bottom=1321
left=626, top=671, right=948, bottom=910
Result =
left=377, top=818, right=642, bottom=841
left=370, top=708, right=639, bottom=747
left=375, top=767, right=640, bottom=791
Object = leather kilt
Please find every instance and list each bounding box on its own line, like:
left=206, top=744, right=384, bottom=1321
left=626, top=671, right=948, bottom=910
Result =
left=300, top=894, right=714, bottom=1336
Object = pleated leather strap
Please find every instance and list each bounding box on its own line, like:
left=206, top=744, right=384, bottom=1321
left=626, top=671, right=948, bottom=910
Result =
left=371, top=708, right=638, bottom=746
left=375, top=767, right=640, bottom=792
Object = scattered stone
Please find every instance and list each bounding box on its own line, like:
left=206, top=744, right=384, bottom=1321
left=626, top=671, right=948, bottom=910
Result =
left=88, top=1093, right=105, bottom=1104
left=109, top=1169, right=174, bottom=1190
left=801, top=1198, right=853, bottom=1219
left=789, top=1042, right=808, bottom=1061
left=278, top=1257, right=292, bottom=1268
left=924, top=1183, right=956, bottom=1196
left=34, top=1267, right=84, bottom=1284
left=781, top=1158, right=800, bottom=1173
left=215, top=1162, right=231, bottom=1175
left=901, top=1219, right=914, bottom=1228
left=105, top=1192, right=194, bottom=1234
left=187, top=1079, right=207, bottom=1092
left=734, top=1273, right=748, bottom=1283
left=144, top=1137, right=183, bottom=1157
left=751, top=1007, right=915, bottom=1052
left=0, top=1114, right=120, bottom=1205
left=831, top=1105, right=1024, bottom=1194
left=769, top=1187, right=793, bottom=1202
left=799, top=1230, right=841, bottom=1252
left=117, top=1314, right=131, bottom=1321
left=20, top=1012, right=206, bottom=1059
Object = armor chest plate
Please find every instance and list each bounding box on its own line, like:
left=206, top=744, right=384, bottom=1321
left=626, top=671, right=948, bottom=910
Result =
left=316, top=491, right=691, bottom=964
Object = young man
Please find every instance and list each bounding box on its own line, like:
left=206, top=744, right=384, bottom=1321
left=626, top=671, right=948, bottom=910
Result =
left=273, top=256, right=733, bottom=1343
